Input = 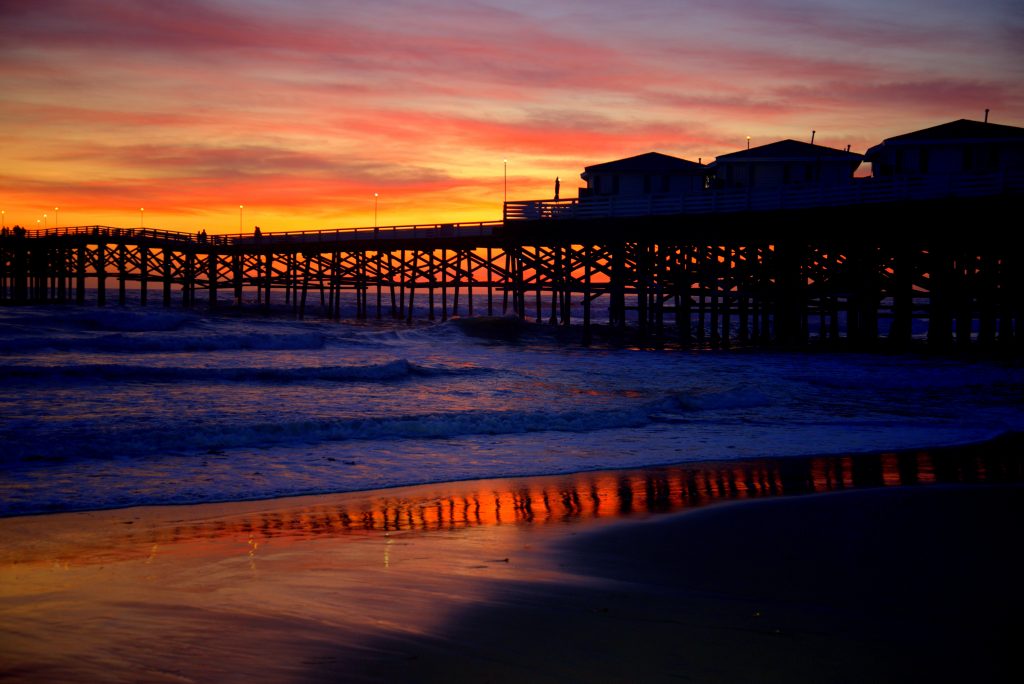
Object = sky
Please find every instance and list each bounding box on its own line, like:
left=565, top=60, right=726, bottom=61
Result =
left=2, top=0, right=1022, bottom=233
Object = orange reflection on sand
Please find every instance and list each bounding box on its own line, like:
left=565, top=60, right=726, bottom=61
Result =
left=27, top=438, right=1009, bottom=569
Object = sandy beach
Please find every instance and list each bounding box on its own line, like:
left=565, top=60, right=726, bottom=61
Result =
left=1, top=439, right=1022, bottom=683
left=348, top=484, right=1023, bottom=684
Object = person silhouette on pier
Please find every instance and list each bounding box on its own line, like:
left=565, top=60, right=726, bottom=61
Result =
left=554, top=177, right=561, bottom=200
left=254, top=225, right=262, bottom=239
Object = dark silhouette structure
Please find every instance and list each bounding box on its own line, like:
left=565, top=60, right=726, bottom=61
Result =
left=866, top=119, right=1024, bottom=178
left=4, top=118, right=1023, bottom=350
left=2, top=186, right=1021, bottom=352
left=712, top=139, right=862, bottom=190
left=578, top=152, right=707, bottom=198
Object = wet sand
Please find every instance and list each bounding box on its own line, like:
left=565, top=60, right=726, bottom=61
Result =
left=349, top=485, right=1023, bottom=684
left=1, top=440, right=1022, bottom=683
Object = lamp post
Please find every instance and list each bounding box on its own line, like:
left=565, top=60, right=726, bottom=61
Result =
left=746, top=136, right=751, bottom=150
left=1, top=210, right=5, bottom=229
left=374, top=193, right=379, bottom=227
left=140, top=208, right=144, bottom=228
left=503, top=159, right=508, bottom=204
left=43, top=213, right=47, bottom=229
left=54, top=207, right=59, bottom=228
left=239, top=205, right=244, bottom=233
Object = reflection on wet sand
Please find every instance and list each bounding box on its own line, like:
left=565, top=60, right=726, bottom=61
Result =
left=1, top=437, right=1021, bottom=683
left=31, top=435, right=1021, bottom=566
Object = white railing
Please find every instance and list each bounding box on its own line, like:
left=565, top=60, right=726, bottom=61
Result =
left=503, top=171, right=1024, bottom=221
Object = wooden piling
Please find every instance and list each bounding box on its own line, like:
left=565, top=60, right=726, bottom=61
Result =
left=96, top=242, right=106, bottom=307
left=140, top=246, right=149, bottom=306
left=582, top=245, right=592, bottom=344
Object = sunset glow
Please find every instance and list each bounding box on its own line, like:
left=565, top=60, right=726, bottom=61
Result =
left=2, top=0, right=1022, bottom=233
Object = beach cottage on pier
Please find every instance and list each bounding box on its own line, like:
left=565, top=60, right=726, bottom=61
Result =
left=578, top=152, right=708, bottom=198
left=864, top=119, right=1024, bottom=178
left=712, top=140, right=863, bottom=190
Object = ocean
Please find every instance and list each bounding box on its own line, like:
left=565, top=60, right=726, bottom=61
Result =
left=2, top=300, right=1023, bottom=517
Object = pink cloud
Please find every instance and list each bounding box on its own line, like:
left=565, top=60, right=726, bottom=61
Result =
left=3, top=0, right=1022, bottom=230
left=775, top=79, right=1020, bottom=116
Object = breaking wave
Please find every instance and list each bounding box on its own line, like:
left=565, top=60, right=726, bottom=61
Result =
left=0, top=358, right=489, bottom=385
left=2, top=388, right=782, bottom=463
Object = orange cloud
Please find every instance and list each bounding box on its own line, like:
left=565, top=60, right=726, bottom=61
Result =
left=2, top=0, right=1021, bottom=232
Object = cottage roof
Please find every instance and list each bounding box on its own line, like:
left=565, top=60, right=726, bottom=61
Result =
left=864, top=119, right=1024, bottom=160
left=581, top=152, right=704, bottom=177
left=714, top=139, right=862, bottom=163
left=879, top=119, right=1024, bottom=143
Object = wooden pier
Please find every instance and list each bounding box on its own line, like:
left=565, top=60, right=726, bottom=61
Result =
left=1, top=192, right=1021, bottom=351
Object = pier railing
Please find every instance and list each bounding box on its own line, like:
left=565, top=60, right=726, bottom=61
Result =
left=223, top=221, right=500, bottom=245
left=503, top=170, right=1024, bottom=221
left=14, top=226, right=199, bottom=242
left=12, top=221, right=501, bottom=245
left=13, top=171, right=1020, bottom=242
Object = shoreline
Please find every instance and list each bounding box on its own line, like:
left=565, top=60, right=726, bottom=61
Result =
left=3, top=430, right=1021, bottom=521
left=2, top=436, right=1023, bottom=682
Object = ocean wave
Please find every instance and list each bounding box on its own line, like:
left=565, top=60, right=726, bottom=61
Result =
left=0, top=359, right=489, bottom=384
left=668, top=386, right=773, bottom=411
left=784, top=358, right=1024, bottom=392
left=0, top=307, right=193, bottom=333
left=5, top=402, right=664, bottom=463
left=2, top=386, right=785, bottom=464
left=0, top=330, right=328, bottom=354
left=61, top=309, right=195, bottom=333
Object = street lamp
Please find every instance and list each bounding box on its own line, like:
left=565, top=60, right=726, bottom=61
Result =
left=43, top=213, right=47, bottom=229
left=140, top=208, right=144, bottom=228
left=54, top=207, right=59, bottom=228
left=1, top=210, right=5, bottom=229
left=746, top=136, right=751, bottom=150
left=374, top=193, right=379, bottom=227
left=239, top=204, right=244, bottom=232
left=503, top=159, right=508, bottom=204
